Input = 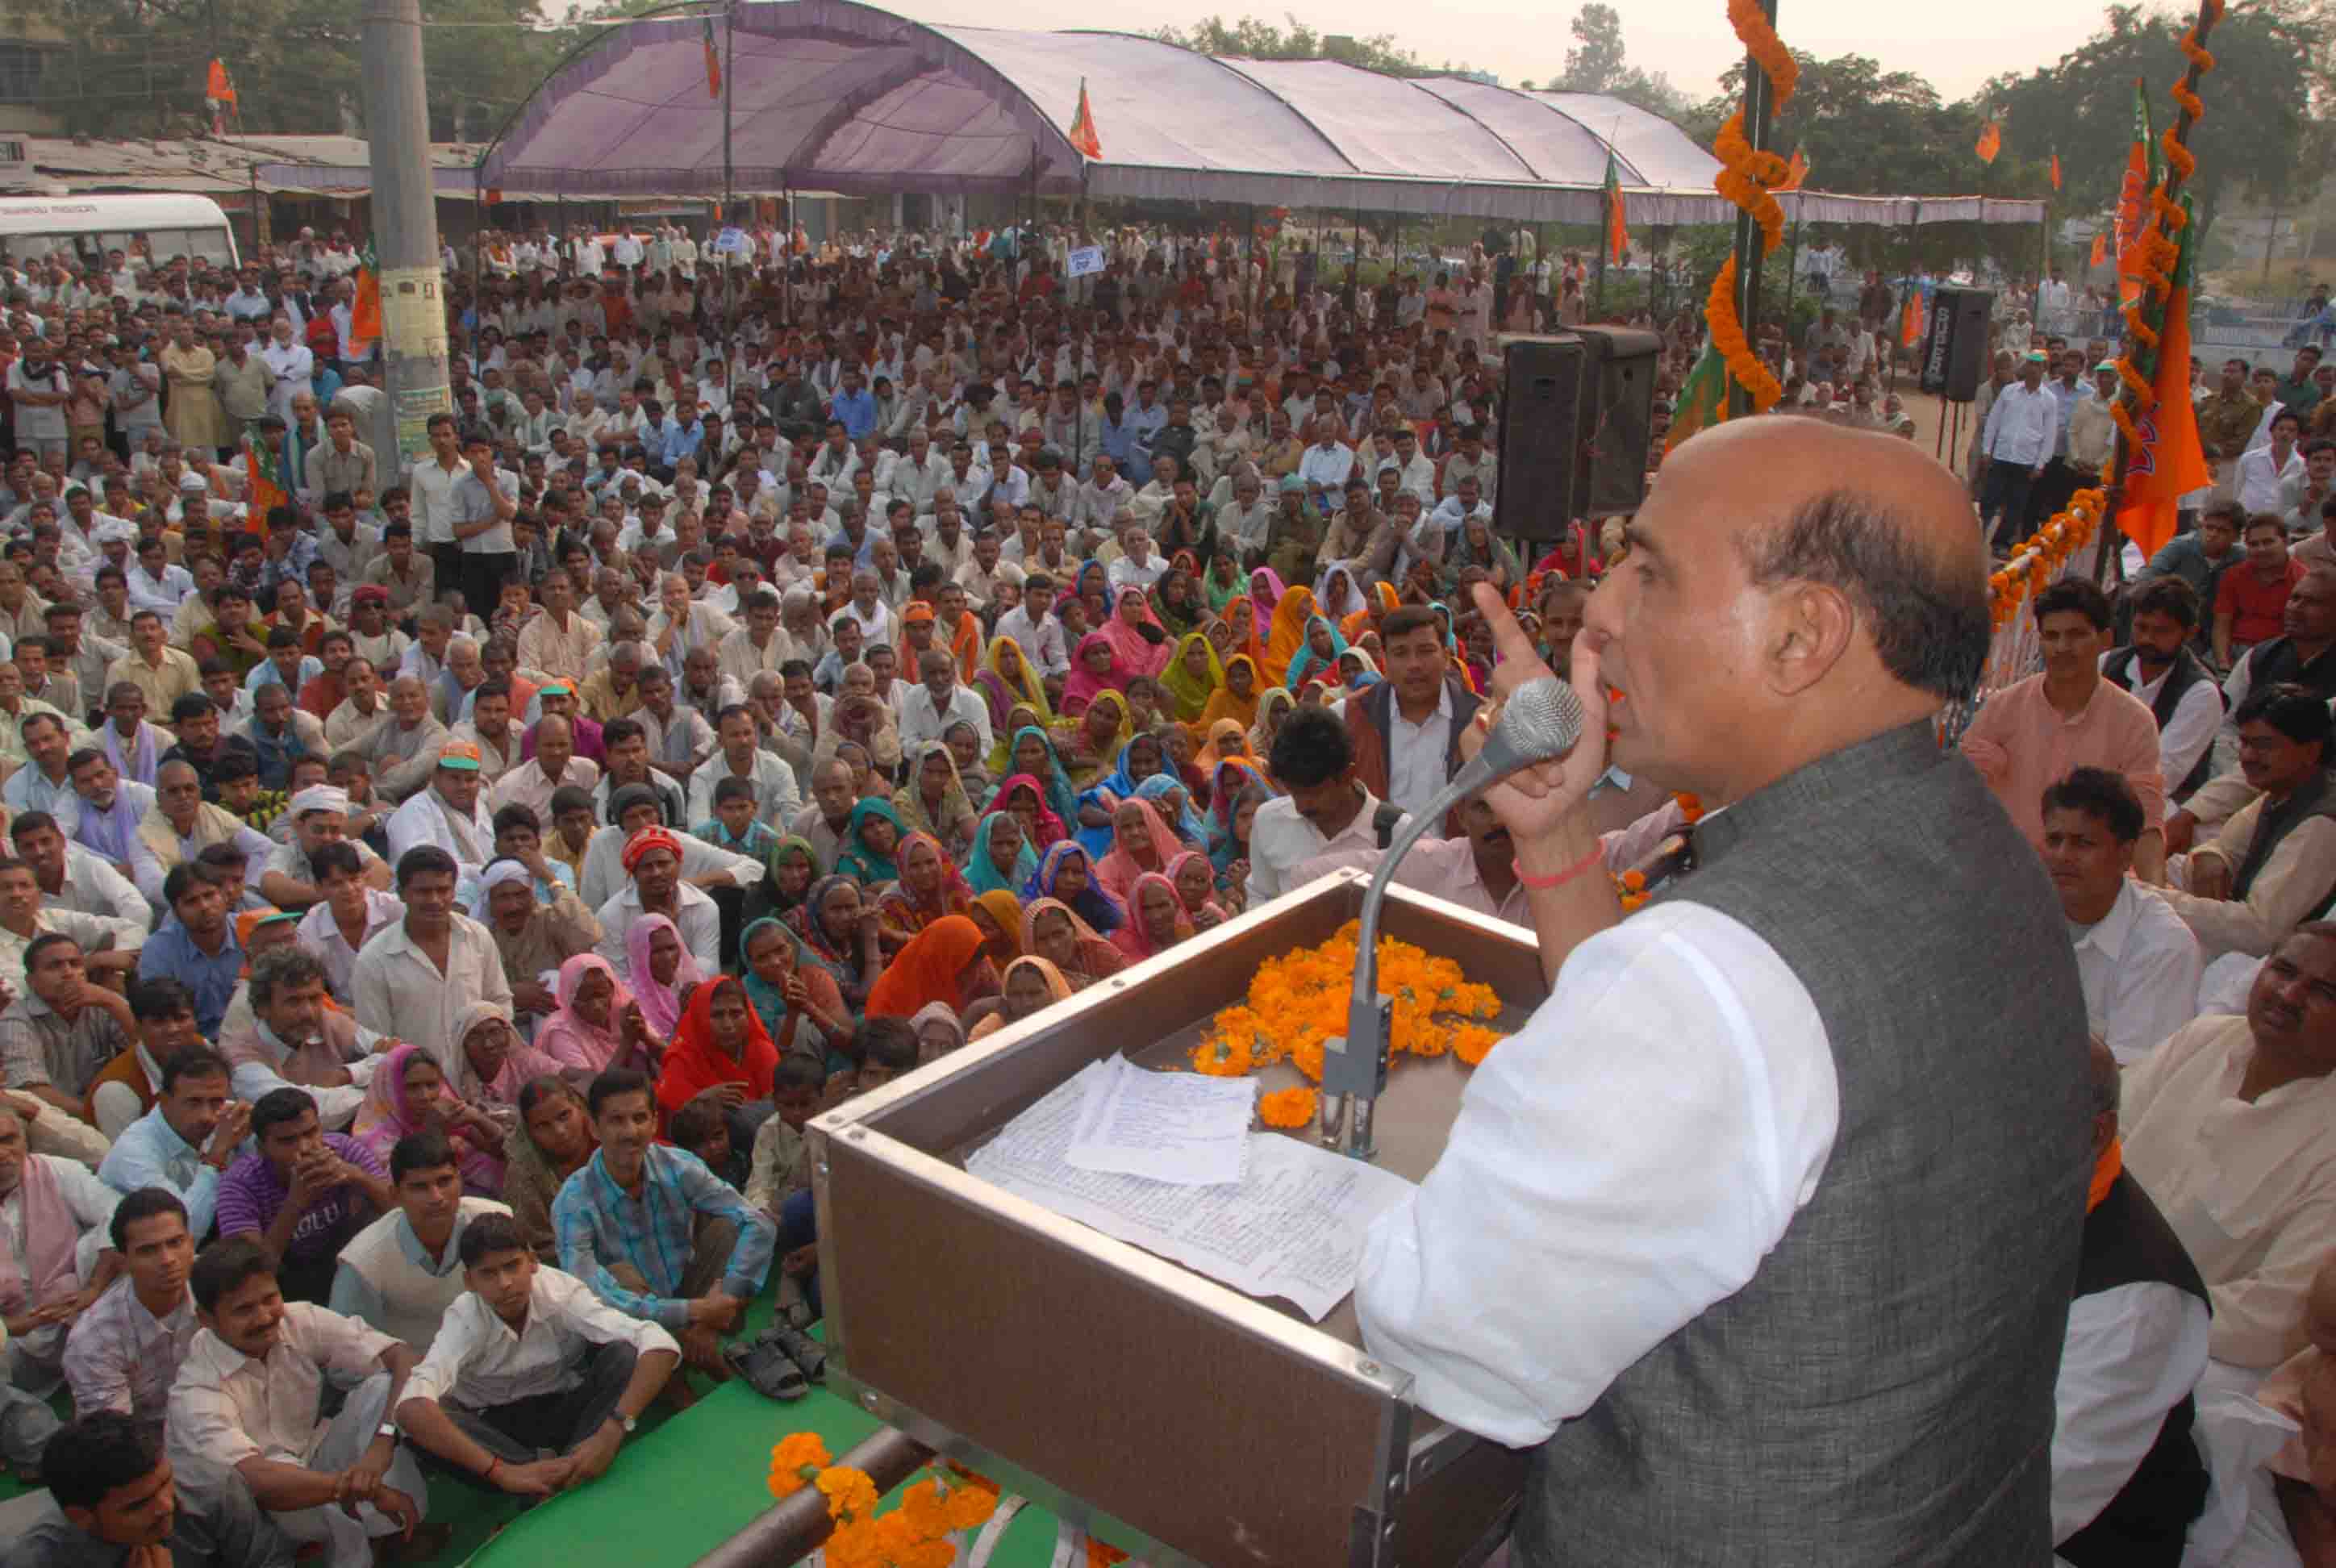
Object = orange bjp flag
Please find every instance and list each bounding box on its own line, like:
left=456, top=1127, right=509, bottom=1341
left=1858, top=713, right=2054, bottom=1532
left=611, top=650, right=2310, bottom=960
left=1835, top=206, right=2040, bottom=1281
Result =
left=1779, top=148, right=1809, bottom=191
left=1068, top=77, right=1103, bottom=159
left=2050, top=151, right=2062, bottom=190
left=1975, top=121, right=2001, bottom=164
left=205, top=59, right=236, bottom=104
left=2089, top=231, right=2108, bottom=268
left=1900, top=290, right=1925, bottom=349
left=2115, top=195, right=2211, bottom=560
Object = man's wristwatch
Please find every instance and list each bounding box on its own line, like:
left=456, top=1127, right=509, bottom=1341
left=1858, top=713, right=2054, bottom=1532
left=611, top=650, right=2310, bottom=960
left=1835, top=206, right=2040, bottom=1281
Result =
left=377, top=1422, right=398, bottom=1441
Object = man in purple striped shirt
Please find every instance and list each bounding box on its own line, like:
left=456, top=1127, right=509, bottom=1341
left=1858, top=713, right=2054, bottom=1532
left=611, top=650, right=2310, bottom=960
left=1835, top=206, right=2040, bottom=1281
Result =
left=216, top=1086, right=392, bottom=1303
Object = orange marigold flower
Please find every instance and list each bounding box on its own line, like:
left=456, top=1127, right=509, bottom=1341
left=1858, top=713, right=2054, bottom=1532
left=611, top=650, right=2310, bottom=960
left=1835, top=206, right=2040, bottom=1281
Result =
left=897, top=1477, right=953, bottom=1537
left=1087, top=1540, right=1130, bottom=1567
left=817, top=1466, right=881, bottom=1524
left=943, top=1476, right=1000, bottom=1528
left=767, top=1432, right=832, bottom=1499
left=1259, top=1086, right=1319, bottom=1128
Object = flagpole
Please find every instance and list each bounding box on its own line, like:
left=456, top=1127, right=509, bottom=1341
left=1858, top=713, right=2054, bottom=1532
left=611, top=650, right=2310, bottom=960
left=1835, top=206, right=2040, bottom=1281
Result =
left=2091, top=0, right=2221, bottom=586
left=1725, top=0, right=1781, bottom=419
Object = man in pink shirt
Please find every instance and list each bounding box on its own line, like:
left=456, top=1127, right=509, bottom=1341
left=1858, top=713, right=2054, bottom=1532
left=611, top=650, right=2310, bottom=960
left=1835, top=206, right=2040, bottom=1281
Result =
left=1963, top=578, right=2167, bottom=879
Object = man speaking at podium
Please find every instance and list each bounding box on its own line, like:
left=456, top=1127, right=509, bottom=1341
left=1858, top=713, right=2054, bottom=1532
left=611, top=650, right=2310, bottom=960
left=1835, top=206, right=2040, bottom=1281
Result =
left=1356, top=419, right=2092, bottom=1564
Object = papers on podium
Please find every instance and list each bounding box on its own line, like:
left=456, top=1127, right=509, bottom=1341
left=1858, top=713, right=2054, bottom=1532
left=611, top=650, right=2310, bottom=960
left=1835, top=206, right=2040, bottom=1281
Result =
left=1066, top=1053, right=1256, bottom=1186
left=969, top=1058, right=1417, bottom=1320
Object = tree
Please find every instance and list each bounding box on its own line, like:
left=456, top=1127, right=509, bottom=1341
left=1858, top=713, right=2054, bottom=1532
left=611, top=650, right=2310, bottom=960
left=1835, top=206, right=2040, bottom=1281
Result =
left=1708, top=52, right=1966, bottom=198
left=1551, top=3, right=1696, bottom=120
left=1560, top=2, right=1628, bottom=94
left=1989, top=1, right=2325, bottom=252
left=6, top=0, right=565, bottom=140
left=1153, top=14, right=1439, bottom=75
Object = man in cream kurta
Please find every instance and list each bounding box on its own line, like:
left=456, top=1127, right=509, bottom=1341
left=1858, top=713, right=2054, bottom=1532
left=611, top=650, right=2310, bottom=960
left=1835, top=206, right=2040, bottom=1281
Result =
left=2121, top=924, right=2336, bottom=1374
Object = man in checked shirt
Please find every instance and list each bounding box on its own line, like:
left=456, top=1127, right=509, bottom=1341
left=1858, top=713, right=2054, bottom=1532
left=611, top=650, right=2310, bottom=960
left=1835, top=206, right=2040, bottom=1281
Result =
left=549, top=1069, right=774, bottom=1400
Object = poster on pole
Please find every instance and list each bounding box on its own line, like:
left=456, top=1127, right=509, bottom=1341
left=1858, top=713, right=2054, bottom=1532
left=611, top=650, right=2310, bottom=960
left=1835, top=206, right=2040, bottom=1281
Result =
left=713, top=227, right=750, bottom=256
left=1067, top=245, right=1105, bottom=278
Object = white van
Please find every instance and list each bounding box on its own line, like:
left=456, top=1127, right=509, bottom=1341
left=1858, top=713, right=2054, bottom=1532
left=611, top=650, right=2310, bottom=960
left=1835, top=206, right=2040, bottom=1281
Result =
left=0, top=193, right=238, bottom=271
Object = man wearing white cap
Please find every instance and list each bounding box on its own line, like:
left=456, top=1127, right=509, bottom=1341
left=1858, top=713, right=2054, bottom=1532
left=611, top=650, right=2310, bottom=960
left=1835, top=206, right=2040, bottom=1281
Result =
left=258, top=785, right=389, bottom=909
left=385, top=740, right=494, bottom=886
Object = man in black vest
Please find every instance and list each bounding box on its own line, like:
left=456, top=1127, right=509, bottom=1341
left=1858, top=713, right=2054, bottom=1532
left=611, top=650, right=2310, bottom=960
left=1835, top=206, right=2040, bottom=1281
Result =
left=2052, top=1036, right=2212, bottom=1566
left=2223, top=565, right=2336, bottom=713
left=2104, top=577, right=2223, bottom=803
left=1356, top=419, right=2090, bottom=1565
left=2155, top=682, right=2336, bottom=959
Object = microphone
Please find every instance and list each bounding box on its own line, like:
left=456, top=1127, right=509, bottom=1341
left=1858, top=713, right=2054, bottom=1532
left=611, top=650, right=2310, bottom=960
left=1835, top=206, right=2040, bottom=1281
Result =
left=1321, top=675, right=1587, bottom=1158
left=1441, top=675, right=1587, bottom=807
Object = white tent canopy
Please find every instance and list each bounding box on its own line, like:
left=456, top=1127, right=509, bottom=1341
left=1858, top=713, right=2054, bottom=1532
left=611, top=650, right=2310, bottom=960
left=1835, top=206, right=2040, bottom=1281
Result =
left=477, top=0, right=2042, bottom=228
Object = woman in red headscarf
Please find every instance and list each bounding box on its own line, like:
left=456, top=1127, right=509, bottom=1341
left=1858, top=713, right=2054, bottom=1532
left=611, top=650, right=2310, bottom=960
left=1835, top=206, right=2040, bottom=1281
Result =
left=1098, top=585, right=1171, bottom=681
left=863, top=914, right=997, bottom=1020
left=655, top=974, right=780, bottom=1132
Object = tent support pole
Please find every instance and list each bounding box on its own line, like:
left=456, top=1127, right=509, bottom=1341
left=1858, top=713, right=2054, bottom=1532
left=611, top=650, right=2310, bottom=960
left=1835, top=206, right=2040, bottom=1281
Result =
left=1594, top=203, right=1608, bottom=320
left=780, top=184, right=792, bottom=329
left=1727, top=0, right=1781, bottom=417
left=720, top=0, right=736, bottom=332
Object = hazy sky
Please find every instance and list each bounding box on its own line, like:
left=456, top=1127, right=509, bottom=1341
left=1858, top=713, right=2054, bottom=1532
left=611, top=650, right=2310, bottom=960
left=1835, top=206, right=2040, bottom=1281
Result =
left=888, top=0, right=2116, bottom=105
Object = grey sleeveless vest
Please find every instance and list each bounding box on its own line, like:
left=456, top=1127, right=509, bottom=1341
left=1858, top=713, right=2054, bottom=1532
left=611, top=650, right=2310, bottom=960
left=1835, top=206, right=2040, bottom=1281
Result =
left=1513, top=721, right=2092, bottom=1567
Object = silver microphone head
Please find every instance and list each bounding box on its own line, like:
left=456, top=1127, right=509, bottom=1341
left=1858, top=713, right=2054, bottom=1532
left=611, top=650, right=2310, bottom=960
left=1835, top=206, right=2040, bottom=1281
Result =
left=1490, top=675, right=1585, bottom=765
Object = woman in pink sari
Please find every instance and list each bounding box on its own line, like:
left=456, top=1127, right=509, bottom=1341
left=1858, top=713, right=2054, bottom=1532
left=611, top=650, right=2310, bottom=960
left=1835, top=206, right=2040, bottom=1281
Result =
left=536, top=954, right=661, bottom=1074
left=624, top=912, right=701, bottom=1040
left=351, top=1042, right=508, bottom=1196
left=1098, top=585, right=1171, bottom=681
left=1092, top=795, right=1185, bottom=906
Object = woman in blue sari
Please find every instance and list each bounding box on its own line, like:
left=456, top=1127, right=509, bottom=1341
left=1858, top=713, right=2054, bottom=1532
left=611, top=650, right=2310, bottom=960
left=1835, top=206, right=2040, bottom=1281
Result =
left=1135, top=771, right=1210, bottom=850
left=1021, top=840, right=1126, bottom=934
left=966, top=810, right=1038, bottom=897
left=1283, top=613, right=1349, bottom=692
left=1002, top=724, right=1082, bottom=832
left=1076, top=732, right=1171, bottom=859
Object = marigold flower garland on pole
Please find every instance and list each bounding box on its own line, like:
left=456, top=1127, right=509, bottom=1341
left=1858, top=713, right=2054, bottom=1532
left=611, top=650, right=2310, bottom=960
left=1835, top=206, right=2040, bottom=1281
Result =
left=769, top=1432, right=1000, bottom=1568
left=1707, top=0, right=1798, bottom=415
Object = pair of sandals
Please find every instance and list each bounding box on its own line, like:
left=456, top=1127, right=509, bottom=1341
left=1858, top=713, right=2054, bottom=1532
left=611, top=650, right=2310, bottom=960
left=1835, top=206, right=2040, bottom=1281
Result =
left=725, top=1319, right=828, bottom=1401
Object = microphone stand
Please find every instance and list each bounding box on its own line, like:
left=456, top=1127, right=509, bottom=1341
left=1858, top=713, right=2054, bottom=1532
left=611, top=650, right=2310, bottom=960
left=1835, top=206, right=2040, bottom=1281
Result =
left=1320, top=766, right=1479, bottom=1160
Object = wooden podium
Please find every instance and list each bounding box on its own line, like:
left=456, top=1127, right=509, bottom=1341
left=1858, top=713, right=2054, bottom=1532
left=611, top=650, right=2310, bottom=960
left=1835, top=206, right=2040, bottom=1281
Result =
left=807, top=871, right=1544, bottom=1567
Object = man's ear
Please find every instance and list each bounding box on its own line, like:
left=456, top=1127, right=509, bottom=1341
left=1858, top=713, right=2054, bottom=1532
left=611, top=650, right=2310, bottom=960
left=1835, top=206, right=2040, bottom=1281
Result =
left=1764, top=579, right=1855, bottom=699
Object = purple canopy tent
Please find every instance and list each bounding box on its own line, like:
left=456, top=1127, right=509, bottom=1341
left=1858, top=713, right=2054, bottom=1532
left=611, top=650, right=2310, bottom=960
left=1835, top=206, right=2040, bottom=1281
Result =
left=473, top=0, right=2046, bottom=229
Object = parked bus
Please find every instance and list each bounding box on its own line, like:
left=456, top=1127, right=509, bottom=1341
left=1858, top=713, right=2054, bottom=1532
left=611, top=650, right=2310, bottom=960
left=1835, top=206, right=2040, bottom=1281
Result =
left=0, top=193, right=238, bottom=272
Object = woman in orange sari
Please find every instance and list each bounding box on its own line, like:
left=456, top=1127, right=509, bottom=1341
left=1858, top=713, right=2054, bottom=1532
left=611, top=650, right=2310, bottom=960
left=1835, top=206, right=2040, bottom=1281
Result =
left=1195, top=653, right=1262, bottom=741
left=864, top=914, right=998, bottom=1020
left=1260, top=585, right=1315, bottom=686
left=1342, top=580, right=1399, bottom=645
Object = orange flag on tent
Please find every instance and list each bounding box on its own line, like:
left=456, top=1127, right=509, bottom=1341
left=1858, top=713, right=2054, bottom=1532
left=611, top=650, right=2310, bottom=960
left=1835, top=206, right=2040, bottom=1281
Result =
left=1068, top=77, right=1102, bottom=159
left=701, top=15, right=721, bottom=99
left=2050, top=151, right=2063, bottom=190
left=1900, top=290, right=1925, bottom=349
left=1602, top=146, right=1629, bottom=265
left=205, top=59, right=236, bottom=104
left=1778, top=148, right=1809, bottom=190
left=2116, top=196, right=2211, bottom=560
left=2089, top=231, right=2108, bottom=268
left=1975, top=121, right=2001, bottom=164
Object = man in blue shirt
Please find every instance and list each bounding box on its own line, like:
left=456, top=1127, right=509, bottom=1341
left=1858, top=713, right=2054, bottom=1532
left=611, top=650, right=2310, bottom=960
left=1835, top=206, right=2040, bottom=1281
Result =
left=829, top=368, right=878, bottom=442
left=655, top=396, right=706, bottom=475
left=97, top=1045, right=246, bottom=1239
left=551, top=1069, right=773, bottom=1391
left=1124, top=379, right=1169, bottom=476
left=136, top=865, right=245, bottom=1040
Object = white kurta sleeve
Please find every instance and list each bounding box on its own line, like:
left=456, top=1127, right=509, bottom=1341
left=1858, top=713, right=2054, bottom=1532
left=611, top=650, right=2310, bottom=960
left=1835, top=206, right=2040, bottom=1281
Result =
left=1355, top=902, right=1840, bottom=1446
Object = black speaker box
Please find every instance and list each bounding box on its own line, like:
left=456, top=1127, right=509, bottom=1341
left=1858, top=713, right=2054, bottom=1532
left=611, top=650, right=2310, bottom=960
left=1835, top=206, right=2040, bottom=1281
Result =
left=1918, top=286, right=1995, bottom=403
left=1493, top=328, right=1660, bottom=540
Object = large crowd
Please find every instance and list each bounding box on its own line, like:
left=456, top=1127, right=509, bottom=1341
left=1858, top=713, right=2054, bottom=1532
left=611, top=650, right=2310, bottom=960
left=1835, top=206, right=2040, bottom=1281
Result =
left=0, top=212, right=2326, bottom=1567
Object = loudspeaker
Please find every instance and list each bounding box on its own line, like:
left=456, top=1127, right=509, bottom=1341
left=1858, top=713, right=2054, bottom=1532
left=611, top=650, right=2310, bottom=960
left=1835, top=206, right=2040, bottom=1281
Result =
left=1493, top=328, right=1661, bottom=539
left=1919, top=286, right=1995, bottom=403
left=1493, top=336, right=1585, bottom=543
